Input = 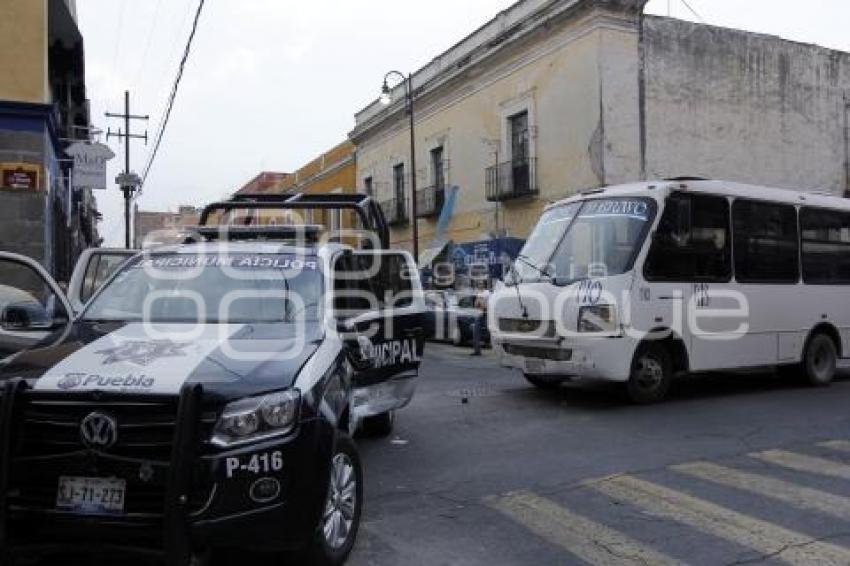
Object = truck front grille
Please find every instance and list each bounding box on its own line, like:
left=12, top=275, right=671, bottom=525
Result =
left=8, top=391, right=217, bottom=517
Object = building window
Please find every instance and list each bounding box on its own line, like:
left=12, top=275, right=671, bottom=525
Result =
left=509, top=111, right=530, bottom=193
left=364, top=176, right=373, bottom=196
left=733, top=199, right=799, bottom=284
left=430, top=147, right=445, bottom=190
left=393, top=163, right=405, bottom=203
left=644, top=193, right=731, bottom=282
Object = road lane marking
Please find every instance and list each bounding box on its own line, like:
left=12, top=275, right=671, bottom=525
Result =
left=819, top=440, right=850, bottom=453
left=590, top=474, right=850, bottom=565
left=751, top=449, right=850, bottom=481
left=487, top=490, right=682, bottom=565
left=673, top=461, right=850, bottom=520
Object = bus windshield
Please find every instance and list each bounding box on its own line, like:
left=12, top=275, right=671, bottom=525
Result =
left=512, top=197, right=656, bottom=284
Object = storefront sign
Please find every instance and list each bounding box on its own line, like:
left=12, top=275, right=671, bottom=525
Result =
left=0, top=163, right=40, bottom=190
left=66, top=142, right=115, bottom=190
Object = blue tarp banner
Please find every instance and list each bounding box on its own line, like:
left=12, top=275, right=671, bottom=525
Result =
left=450, top=237, right=525, bottom=279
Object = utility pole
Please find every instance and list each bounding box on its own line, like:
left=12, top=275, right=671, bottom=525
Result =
left=106, top=90, right=148, bottom=248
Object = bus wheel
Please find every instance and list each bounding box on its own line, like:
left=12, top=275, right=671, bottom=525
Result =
left=803, top=333, right=837, bottom=387
left=627, top=343, right=672, bottom=404
left=523, top=373, right=564, bottom=389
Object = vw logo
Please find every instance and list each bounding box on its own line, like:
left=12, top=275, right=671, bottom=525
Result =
left=80, top=412, right=118, bottom=449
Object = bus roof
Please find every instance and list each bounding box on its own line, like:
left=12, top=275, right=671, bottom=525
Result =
left=546, top=179, right=850, bottom=211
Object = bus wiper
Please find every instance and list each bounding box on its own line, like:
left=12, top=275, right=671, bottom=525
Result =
left=508, top=259, right=530, bottom=319
left=515, top=255, right=551, bottom=280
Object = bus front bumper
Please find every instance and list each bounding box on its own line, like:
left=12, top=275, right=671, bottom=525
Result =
left=494, top=335, right=634, bottom=382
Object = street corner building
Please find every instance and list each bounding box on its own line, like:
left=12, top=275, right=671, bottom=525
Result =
left=0, top=0, right=99, bottom=280
left=233, top=141, right=360, bottom=232
left=349, top=0, right=850, bottom=262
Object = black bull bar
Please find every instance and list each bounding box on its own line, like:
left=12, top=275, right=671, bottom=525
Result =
left=0, top=380, right=203, bottom=565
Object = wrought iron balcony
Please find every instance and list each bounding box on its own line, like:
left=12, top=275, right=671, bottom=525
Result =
left=380, top=197, right=409, bottom=226
left=415, top=185, right=445, bottom=218
left=485, top=158, right=538, bottom=202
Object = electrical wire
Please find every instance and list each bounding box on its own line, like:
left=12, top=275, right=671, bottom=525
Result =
left=139, top=0, right=206, bottom=194
left=108, top=0, right=128, bottom=101
left=679, top=0, right=705, bottom=23
left=132, top=0, right=164, bottom=91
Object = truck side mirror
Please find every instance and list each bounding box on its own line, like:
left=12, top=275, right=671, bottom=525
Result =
left=0, top=302, right=58, bottom=331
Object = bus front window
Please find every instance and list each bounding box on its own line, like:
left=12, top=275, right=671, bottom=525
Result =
left=549, top=198, right=656, bottom=284
left=512, top=203, right=581, bottom=283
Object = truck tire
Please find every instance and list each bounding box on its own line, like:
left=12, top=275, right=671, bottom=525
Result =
left=301, top=434, right=363, bottom=566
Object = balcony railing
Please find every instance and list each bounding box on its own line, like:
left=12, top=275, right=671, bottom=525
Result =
left=415, top=185, right=445, bottom=218
left=485, top=158, right=538, bottom=202
left=380, top=197, right=409, bottom=226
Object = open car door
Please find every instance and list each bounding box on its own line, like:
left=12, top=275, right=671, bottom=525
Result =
left=66, top=248, right=136, bottom=313
left=0, top=252, right=72, bottom=359
left=333, top=250, right=425, bottom=433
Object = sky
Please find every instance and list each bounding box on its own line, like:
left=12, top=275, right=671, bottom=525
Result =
left=75, top=0, right=850, bottom=247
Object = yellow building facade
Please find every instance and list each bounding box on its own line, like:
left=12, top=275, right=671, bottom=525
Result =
left=0, top=0, right=50, bottom=104
left=232, top=141, right=359, bottom=231
left=0, top=0, right=97, bottom=279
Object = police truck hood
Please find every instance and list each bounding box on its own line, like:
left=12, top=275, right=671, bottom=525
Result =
left=2, top=321, right=324, bottom=402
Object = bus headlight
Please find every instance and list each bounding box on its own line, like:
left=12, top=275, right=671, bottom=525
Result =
left=213, top=390, right=300, bottom=447
left=578, top=305, right=618, bottom=333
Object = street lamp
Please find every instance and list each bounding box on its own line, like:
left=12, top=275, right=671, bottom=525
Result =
left=380, top=70, right=419, bottom=262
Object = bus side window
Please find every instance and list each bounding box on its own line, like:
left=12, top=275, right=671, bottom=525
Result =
left=801, top=208, right=850, bottom=284
left=645, top=194, right=731, bottom=282
left=732, top=200, right=798, bottom=284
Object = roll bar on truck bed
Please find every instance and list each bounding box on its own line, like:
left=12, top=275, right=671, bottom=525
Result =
left=197, top=192, right=391, bottom=250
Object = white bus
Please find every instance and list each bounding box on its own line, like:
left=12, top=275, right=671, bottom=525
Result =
left=489, top=179, right=850, bottom=403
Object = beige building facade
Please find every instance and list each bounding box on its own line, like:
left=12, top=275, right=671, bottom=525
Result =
left=350, top=0, right=850, bottom=257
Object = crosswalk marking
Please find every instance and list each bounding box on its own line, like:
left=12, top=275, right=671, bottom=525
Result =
left=487, top=490, right=682, bottom=565
left=673, top=461, right=850, bottom=520
left=819, top=440, right=850, bottom=453
left=751, top=449, right=850, bottom=481
left=589, top=474, right=850, bottom=565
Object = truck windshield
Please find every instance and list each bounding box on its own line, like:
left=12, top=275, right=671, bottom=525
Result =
left=82, top=253, right=323, bottom=323
left=513, top=198, right=655, bottom=284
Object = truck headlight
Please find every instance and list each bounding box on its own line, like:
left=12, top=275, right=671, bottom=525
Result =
left=577, top=305, right=618, bottom=333
left=213, top=390, right=300, bottom=447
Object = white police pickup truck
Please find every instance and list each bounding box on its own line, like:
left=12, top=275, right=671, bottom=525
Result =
left=0, top=193, right=425, bottom=565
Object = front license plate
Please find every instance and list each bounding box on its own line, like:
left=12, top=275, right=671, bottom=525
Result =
left=525, top=359, right=545, bottom=374
left=56, top=476, right=126, bottom=515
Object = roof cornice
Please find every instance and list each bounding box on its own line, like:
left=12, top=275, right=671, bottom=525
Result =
left=349, top=0, right=646, bottom=143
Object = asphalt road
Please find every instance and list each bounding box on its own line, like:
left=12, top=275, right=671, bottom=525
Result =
left=22, top=344, right=850, bottom=565
left=349, top=343, right=850, bottom=566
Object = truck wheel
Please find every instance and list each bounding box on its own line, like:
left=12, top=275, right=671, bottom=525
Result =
left=803, top=333, right=837, bottom=387
left=303, top=434, right=363, bottom=566
left=362, top=410, right=394, bottom=437
left=627, top=343, right=672, bottom=404
left=523, top=373, right=564, bottom=390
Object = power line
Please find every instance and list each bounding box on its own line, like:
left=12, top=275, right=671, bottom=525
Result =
left=679, top=0, right=705, bottom=23
left=132, top=0, right=164, bottom=91
left=108, top=0, right=128, bottom=100
left=139, top=0, right=206, bottom=193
